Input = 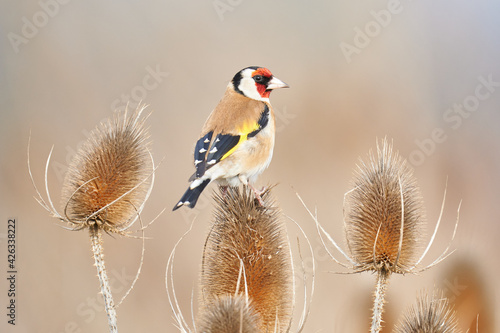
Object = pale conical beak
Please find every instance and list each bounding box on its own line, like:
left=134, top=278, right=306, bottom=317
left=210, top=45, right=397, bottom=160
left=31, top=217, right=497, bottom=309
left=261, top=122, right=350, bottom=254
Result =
left=266, top=76, right=289, bottom=90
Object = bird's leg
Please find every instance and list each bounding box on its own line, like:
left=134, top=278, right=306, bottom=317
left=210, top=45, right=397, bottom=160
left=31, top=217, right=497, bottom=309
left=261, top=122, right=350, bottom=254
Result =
left=220, top=185, right=228, bottom=199
left=248, top=184, right=266, bottom=207
left=238, top=175, right=265, bottom=206
left=249, top=183, right=268, bottom=196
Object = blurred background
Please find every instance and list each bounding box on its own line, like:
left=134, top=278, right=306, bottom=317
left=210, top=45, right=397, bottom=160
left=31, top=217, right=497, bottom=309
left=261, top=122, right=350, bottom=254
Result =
left=1, top=0, right=499, bottom=332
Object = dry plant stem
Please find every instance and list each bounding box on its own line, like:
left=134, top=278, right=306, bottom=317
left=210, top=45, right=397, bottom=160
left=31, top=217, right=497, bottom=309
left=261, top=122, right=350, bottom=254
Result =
left=89, top=225, right=117, bottom=333
left=371, top=270, right=389, bottom=333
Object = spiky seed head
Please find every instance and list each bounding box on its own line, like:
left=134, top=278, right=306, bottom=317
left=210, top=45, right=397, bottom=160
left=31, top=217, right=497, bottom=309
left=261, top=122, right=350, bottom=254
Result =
left=393, top=290, right=461, bottom=333
left=345, top=139, right=424, bottom=274
left=61, top=107, right=152, bottom=233
left=197, top=295, right=260, bottom=333
left=200, top=186, right=292, bottom=332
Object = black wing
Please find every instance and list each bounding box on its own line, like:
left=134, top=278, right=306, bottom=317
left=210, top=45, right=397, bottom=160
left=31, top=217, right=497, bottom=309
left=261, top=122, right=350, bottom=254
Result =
left=192, top=131, right=240, bottom=179
left=192, top=132, right=212, bottom=179
left=190, top=105, right=269, bottom=179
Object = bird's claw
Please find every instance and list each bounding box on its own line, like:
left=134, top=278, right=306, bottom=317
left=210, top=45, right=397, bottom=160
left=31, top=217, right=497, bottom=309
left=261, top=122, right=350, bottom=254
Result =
left=249, top=185, right=266, bottom=207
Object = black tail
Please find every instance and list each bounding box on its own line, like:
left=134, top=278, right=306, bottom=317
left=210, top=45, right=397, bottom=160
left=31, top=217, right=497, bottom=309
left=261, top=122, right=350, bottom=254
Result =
left=173, top=179, right=211, bottom=211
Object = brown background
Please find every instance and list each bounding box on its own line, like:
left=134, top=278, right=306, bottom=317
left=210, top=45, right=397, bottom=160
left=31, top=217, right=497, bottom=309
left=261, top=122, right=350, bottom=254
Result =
left=1, top=1, right=499, bottom=332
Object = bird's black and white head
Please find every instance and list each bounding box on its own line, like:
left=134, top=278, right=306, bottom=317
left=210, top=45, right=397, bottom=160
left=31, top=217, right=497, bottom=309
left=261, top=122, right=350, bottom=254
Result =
left=231, top=66, right=289, bottom=102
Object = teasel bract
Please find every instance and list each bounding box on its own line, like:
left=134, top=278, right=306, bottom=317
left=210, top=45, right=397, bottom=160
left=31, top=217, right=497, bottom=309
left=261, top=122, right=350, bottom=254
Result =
left=198, top=186, right=293, bottom=332
left=61, top=107, right=153, bottom=234
left=197, top=295, right=260, bottom=333
left=345, top=139, right=424, bottom=275
left=393, top=290, right=461, bottom=333
left=29, top=106, right=155, bottom=333
left=344, top=139, right=425, bottom=333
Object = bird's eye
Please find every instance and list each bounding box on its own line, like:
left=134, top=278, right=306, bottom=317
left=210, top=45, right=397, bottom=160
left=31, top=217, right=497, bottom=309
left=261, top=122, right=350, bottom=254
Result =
left=254, top=75, right=263, bottom=83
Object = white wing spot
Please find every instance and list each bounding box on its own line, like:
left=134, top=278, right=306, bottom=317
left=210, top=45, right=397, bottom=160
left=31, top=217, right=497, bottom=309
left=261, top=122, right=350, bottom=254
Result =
left=194, top=159, right=202, bottom=165
left=204, top=138, right=210, bottom=143
left=207, top=159, right=216, bottom=165
left=209, top=147, right=218, bottom=153
left=199, top=148, right=207, bottom=153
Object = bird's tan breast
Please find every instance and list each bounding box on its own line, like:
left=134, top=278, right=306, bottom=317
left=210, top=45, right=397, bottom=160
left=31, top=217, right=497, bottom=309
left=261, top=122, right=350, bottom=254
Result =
left=224, top=112, right=275, bottom=174
left=201, top=88, right=267, bottom=136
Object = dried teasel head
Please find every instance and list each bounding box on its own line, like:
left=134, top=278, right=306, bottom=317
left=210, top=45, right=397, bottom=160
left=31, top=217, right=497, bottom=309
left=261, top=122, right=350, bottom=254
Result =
left=393, top=290, right=461, bottom=333
left=199, top=186, right=292, bottom=332
left=61, top=106, right=153, bottom=233
left=197, top=295, right=260, bottom=333
left=344, top=139, right=425, bottom=274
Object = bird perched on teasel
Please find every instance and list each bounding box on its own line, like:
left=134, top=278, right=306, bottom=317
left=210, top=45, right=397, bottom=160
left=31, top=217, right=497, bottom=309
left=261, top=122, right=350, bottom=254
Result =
left=173, top=66, right=289, bottom=210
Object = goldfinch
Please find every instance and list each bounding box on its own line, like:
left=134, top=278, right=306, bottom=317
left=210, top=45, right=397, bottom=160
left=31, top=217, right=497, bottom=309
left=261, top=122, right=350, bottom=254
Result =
left=173, top=66, right=288, bottom=210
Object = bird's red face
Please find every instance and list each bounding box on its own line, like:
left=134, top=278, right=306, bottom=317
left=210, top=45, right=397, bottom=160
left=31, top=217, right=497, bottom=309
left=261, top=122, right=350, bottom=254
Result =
left=232, top=66, right=289, bottom=101
left=251, top=68, right=274, bottom=99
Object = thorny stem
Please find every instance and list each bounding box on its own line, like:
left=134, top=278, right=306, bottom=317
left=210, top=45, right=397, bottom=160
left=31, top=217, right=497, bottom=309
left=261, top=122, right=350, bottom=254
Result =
left=90, top=225, right=118, bottom=333
left=371, top=270, right=389, bottom=333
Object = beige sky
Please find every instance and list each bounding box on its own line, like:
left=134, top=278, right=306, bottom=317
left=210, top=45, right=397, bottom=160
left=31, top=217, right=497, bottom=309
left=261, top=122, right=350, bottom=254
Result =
left=1, top=1, right=499, bottom=332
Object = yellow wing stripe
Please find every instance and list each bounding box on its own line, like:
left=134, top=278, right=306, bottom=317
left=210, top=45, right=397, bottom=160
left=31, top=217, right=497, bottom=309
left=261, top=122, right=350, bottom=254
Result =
left=220, top=121, right=259, bottom=161
left=220, top=134, right=247, bottom=161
